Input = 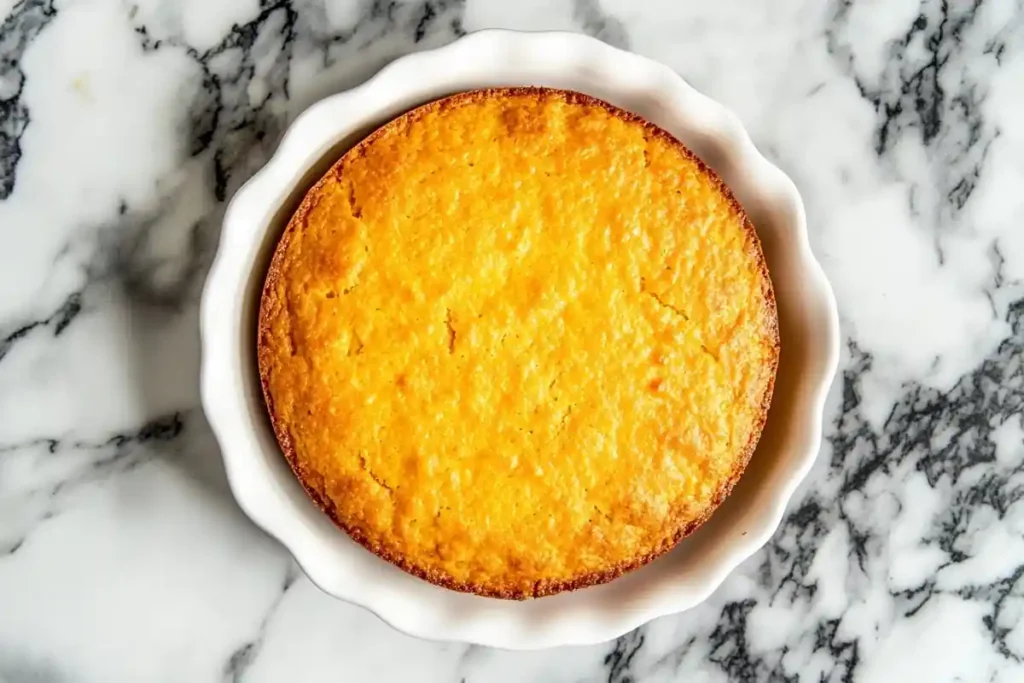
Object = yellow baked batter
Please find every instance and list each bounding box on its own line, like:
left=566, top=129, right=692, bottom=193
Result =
left=258, top=88, right=778, bottom=598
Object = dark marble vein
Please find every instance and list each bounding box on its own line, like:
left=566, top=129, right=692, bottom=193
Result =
left=0, top=291, right=83, bottom=365
left=963, top=565, right=1024, bottom=664
left=294, top=0, right=466, bottom=68
left=825, top=0, right=1023, bottom=263
left=0, top=412, right=188, bottom=557
left=0, top=0, right=57, bottom=200
left=136, top=0, right=299, bottom=201
left=222, top=563, right=299, bottom=683
left=760, top=300, right=1024, bottom=674
left=0, top=411, right=186, bottom=479
left=706, top=599, right=793, bottom=682
left=414, top=0, right=465, bottom=42
left=603, top=628, right=645, bottom=683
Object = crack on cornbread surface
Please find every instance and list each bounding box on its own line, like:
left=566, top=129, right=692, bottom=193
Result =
left=358, top=453, right=393, bottom=495
left=258, top=87, right=779, bottom=599
left=641, top=276, right=691, bottom=322
left=444, top=308, right=456, bottom=354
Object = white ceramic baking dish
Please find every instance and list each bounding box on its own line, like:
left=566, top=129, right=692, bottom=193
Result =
left=200, top=29, right=840, bottom=649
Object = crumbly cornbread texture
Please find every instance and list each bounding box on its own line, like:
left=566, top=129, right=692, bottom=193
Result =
left=258, top=88, right=779, bottom=599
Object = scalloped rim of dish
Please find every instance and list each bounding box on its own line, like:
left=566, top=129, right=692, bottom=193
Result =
left=200, top=29, right=840, bottom=650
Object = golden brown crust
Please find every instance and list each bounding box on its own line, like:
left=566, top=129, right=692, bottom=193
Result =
left=257, top=87, right=780, bottom=599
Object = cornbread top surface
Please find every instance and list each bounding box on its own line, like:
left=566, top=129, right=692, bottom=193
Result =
left=258, top=88, right=778, bottom=598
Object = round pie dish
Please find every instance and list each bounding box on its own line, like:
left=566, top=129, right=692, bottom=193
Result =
left=200, top=30, right=840, bottom=649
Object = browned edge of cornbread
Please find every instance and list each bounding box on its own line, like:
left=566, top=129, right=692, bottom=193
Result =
left=257, top=87, right=781, bottom=600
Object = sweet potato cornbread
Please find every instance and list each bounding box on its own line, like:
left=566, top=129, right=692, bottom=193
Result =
left=258, top=87, right=779, bottom=599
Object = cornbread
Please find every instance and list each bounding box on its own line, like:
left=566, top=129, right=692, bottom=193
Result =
left=258, top=87, right=779, bottom=599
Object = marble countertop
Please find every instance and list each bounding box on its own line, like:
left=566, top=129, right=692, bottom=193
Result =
left=2, top=0, right=1023, bottom=680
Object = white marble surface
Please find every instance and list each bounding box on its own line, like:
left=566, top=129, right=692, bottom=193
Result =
left=2, top=0, right=1024, bottom=680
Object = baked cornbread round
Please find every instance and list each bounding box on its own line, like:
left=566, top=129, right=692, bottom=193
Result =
left=258, top=87, right=779, bottom=599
